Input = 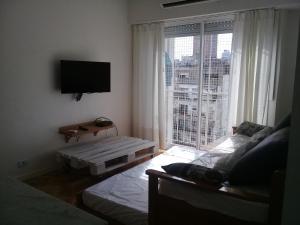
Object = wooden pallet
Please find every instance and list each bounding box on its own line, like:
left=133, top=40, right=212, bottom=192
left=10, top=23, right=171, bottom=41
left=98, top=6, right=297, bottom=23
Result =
left=57, top=136, right=157, bottom=175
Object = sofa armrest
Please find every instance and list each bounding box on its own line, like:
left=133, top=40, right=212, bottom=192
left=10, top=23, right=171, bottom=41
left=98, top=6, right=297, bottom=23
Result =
left=146, top=169, right=269, bottom=203
left=146, top=169, right=222, bottom=189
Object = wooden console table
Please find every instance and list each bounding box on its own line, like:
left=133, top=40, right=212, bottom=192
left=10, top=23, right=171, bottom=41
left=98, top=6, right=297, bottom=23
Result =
left=59, top=121, right=115, bottom=143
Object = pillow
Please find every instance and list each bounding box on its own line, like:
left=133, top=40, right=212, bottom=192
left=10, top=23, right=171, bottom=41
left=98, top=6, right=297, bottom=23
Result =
left=273, top=113, right=291, bottom=132
left=214, top=127, right=273, bottom=174
left=251, top=126, right=274, bottom=142
left=235, top=121, right=266, bottom=137
left=162, top=163, right=224, bottom=186
left=228, top=127, right=289, bottom=185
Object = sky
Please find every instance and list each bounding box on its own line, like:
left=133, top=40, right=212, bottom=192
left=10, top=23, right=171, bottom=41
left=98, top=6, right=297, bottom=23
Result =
left=174, top=36, right=194, bottom=60
left=174, top=33, right=233, bottom=60
left=217, top=33, right=232, bottom=58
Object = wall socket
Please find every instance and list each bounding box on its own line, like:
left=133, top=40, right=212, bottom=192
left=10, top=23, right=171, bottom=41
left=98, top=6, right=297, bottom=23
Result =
left=17, top=160, right=28, bottom=168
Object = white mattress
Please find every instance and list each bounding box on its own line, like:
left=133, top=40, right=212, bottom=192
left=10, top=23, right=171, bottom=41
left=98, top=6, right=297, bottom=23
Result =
left=83, top=145, right=269, bottom=225
left=83, top=146, right=205, bottom=225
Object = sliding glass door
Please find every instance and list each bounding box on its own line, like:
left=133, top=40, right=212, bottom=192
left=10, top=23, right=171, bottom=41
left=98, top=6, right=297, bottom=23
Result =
left=165, top=21, right=233, bottom=149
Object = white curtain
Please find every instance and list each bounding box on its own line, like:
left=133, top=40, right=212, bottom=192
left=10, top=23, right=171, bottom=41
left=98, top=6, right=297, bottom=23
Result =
left=228, top=9, right=280, bottom=129
left=132, top=22, right=166, bottom=149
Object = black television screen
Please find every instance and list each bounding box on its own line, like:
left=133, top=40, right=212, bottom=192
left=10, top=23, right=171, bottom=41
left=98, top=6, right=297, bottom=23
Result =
left=60, top=60, right=110, bottom=93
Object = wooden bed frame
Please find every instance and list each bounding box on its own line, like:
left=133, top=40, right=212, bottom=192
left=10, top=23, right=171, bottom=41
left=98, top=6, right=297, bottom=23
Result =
left=146, top=169, right=285, bottom=225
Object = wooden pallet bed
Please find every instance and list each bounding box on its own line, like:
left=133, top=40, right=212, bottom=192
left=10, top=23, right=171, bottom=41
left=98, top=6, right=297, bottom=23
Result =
left=57, top=136, right=157, bottom=175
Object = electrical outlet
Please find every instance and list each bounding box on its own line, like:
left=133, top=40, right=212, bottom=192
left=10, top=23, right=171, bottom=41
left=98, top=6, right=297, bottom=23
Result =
left=17, top=160, right=28, bottom=168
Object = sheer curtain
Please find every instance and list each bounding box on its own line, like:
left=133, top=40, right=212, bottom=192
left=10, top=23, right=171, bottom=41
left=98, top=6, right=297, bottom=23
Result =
left=228, top=9, right=280, bottom=129
left=132, top=22, right=166, bottom=149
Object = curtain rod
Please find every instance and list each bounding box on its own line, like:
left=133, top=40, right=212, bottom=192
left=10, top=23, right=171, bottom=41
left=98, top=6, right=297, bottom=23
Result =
left=133, top=6, right=283, bottom=26
left=164, top=12, right=235, bottom=27
left=164, top=7, right=281, bottom=26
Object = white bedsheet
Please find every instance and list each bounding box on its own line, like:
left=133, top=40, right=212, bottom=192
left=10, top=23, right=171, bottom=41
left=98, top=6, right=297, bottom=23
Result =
left=213, top=134, right=252, bottom=153
left=83, top=145, right=269, bottom=225
left=83, top=146, right=205, bottom=225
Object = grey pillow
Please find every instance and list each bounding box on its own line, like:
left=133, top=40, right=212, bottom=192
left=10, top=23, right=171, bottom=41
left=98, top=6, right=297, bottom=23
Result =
left=162, top=163, right=224, bottom=185
left=251, top=126, right=274, bottom=141
left=235, top=121, right=266, bottom=137
left=214, top=127, right=273, bottom=174
left=228, top=127, right=289, bottom=185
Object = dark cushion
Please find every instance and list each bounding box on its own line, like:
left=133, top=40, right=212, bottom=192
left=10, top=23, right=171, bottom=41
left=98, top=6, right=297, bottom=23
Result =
left=228, top=127, right=289, bottom=185
left=162, top=163, right=224, bottom=185
left=273, top=113, right=291, bottom=132
left=235, top=121, right=266, bottom=137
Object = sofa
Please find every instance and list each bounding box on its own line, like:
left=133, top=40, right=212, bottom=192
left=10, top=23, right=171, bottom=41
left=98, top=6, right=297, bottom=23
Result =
left=147, top=114, right=290, bottom=225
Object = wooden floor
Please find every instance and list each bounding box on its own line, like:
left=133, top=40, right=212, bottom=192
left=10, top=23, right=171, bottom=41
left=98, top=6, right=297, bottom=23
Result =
left=25, top=155, right=156, bottom=206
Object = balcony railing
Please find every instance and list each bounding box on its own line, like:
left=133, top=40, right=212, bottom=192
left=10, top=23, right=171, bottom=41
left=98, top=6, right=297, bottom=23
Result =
left=167, top=90, right=229, bottom=148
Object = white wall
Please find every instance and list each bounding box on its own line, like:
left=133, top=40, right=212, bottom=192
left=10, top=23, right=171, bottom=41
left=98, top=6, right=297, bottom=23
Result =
left=128, top=0, right=300, bottom=24
left=0, top=0, right=131, bottom=178
left=282, top=17, right=300, bottom=225
left=275, top=10, right=300, bottom=123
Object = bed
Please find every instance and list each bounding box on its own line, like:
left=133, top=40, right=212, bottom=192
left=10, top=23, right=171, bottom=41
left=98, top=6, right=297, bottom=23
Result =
left=82, top=146, right=206, bottom=225
left=0, top=177, right=108, bottom=225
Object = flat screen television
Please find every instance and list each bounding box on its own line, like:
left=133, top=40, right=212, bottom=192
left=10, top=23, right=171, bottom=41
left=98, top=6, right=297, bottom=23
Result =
left=60, top=60, right=110, bottom=93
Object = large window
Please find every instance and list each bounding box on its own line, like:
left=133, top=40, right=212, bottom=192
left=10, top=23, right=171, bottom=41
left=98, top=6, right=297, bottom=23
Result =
left=165, top=21, right=233, bottom=148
